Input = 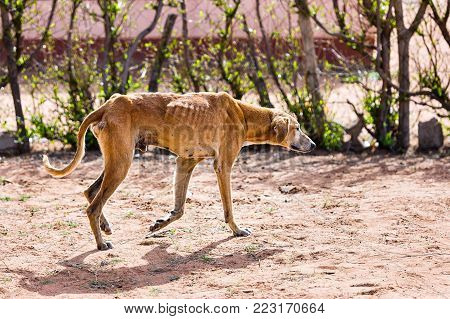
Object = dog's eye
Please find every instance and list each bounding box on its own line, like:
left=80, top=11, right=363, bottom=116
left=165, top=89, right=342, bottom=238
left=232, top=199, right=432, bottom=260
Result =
left=295, top=124, right=300, bottom=129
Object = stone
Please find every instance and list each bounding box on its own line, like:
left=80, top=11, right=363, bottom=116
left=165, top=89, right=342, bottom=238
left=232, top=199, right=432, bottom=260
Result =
left=278, top=184, right=307, bottom=194
left=0, top=132, right=17, bottom=154
left=418, top=118, right=443, bottom=151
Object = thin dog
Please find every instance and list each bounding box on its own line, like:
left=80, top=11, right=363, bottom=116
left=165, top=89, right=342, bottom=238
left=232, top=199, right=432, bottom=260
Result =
left=43, top=92, right=315, bottom=250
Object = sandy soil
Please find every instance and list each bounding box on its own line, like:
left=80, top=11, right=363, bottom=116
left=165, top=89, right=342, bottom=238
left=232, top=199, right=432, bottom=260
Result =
left=0, top=149, right=449, bottom=299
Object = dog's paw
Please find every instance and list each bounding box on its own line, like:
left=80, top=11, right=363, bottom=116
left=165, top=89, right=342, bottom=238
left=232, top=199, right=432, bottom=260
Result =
left=149, top=211, right=182, bottom=233
left=234, top=228, right=252, bottom=237
left=97, top=241, right=114, bottom=251
left=100, top=223, right=112, bottom=235
left=149, top=221, right=163, bottom=233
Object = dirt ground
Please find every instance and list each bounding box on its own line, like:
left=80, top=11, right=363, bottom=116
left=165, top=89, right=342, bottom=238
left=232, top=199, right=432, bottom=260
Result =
left=0, top=149, right=449, bottom=298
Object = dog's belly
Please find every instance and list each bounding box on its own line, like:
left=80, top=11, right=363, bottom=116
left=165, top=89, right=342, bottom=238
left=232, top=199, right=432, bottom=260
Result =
left=176, top=145, right=215, bottom=158
left=136, top=131, right=161, bottom=151
left=136, top=130, right=216, bottom=158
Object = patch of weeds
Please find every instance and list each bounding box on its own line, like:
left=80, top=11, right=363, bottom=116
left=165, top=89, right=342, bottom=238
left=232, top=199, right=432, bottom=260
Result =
left=52, top=220, right=78, bottom=230
left=0, top=196, right=11, bottom=202
left=148, top=287, right=161, bottom=297
left=66, top=220, right=78, bottom=228
left=125, top=211, right=135, bottom=219
left=0, top=277, right=12, bottom=283
left=342, top=202, right=360, bottom=209
left=52, top=221, right=66, bottom=230
left=40, top=223, right=51, bottom=230
left=151, top=229, right=177, bottom=238
left=139, top=239, right=158, bottom=246
left=109, top=258, right=124, bottom=266
left=322, top=198, right=340, bottom=210
left=89, top=280, right=108, bottom=289
left=40, top=279, right=54, bottom=285
left=60, top=230, right=71, bottom=236
left=244, top=244, right=261, bottom=254
left=18, top=230, right=28, bottom=237
left=19, top=194, right=31, bottom=202
left=200, top=255, right=214, bottom=263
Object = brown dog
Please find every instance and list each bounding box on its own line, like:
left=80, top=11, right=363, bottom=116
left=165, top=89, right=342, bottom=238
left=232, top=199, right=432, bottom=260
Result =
left=43, top=92, right=315, bottom=250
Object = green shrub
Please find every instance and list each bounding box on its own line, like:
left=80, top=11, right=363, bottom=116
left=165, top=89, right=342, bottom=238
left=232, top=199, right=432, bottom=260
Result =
left=362, top=91, right=398, bottom=149
left=321, top=121, right=344, bottom=151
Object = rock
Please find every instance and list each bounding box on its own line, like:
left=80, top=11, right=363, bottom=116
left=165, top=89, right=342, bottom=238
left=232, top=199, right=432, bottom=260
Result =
left=418, top=118, right=443, bottom=151
left=279, top=184, right=306, bottom=194
left=0, top=132, right=17, bottom=154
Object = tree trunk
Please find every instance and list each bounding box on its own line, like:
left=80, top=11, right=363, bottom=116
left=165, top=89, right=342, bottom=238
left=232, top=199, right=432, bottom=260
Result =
left=148, top=14, right=177, bottom=92
left=295, top=0, right=325, bottom=135
left=242, top=15, right=273, bottom=108
left=180, top=0, right=200, bottom=92
left=99, top=0, right=120, bottom=99
left=397, top=34, right=410, bottom=150
left=0, top=0, right=57, bottom=89
left=395, top=0, right=410, bottom=150
left=216, top=0, right=243, bottom=99
left=393, top=0, right=428, bottom=151
left=377, top=27, right=393, bottom=147
left=255, top=0, right=292, bottom=110
left=1, top=6, right=30, bottom=153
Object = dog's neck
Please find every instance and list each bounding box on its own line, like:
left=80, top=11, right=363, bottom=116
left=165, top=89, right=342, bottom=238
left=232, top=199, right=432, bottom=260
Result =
left=237, top=101, right=275, bottom=143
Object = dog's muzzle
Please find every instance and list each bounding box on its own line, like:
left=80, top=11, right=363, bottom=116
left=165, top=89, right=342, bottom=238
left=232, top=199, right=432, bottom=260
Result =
left=291, top=141, right=316, bottom=153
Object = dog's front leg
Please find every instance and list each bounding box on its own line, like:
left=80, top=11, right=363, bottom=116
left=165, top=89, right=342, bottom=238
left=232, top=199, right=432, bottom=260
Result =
left=214, top=160, right=251, bottom=237
left=149, top=157, right=202, bottom=233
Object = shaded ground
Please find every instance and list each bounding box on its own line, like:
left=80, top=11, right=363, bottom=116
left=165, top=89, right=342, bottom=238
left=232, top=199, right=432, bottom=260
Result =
left=0, top=149, right=449, bottom=298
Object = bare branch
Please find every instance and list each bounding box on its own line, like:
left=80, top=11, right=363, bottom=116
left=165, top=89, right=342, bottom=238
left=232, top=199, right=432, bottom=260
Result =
left=408, top=0, right=428, bottom=35
left=119, top=0, right=163, bottom=92
left=255, top=0, right=292, bottom=109
left=180, top=0, right=200, bottom=92
left=0, top=0, right=58, bottom=89
left=346, top=99, right=376, bottom=137
left=308, top=1, right=376, bottom=52
left=427, top=0, right=450, bottom=46
left=242, top=14, right=273, bottom=108
left=22, top=0, right=58, bottom=69
left=148, top=13, right=177, bottom=92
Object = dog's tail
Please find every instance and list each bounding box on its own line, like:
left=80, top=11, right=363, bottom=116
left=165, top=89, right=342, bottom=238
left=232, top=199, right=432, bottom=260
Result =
left=43, top=106, right=106, bottom=178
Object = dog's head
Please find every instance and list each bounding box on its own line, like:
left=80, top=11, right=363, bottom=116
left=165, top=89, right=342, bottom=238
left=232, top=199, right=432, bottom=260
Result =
left=271, top=113, right=316, bottom=153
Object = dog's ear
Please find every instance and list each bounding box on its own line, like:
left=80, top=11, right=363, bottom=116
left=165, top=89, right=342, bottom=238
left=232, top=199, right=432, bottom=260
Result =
left=272, top=117, right=289, bottom=143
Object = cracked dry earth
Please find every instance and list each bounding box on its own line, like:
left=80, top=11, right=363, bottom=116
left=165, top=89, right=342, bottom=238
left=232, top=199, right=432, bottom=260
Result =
left=0, top=149, right=449, bottom=298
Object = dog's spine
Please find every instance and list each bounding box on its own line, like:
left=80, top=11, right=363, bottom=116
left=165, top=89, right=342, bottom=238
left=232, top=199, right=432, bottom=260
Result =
left=42, top=106, right=106, bottom=178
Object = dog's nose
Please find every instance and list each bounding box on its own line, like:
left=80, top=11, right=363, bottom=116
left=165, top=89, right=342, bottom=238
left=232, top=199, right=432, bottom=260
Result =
left=310, top=141, right=316, bottom=150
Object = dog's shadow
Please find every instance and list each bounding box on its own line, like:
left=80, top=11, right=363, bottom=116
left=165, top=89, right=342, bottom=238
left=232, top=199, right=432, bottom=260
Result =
left=12, top=237, right=281, bottom=296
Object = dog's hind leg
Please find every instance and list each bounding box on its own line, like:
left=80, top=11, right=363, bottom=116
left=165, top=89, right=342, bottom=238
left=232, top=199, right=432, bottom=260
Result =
left=83, top=171, right=112, bottom=235
left=86, top=125, right=134, bottom=250
left=149, top=157, right=202, bottom=233
left=84, top=172, right=104, bottom=202
left=214, top=160, right=251, bottom=237
left=87, top=155, right=132, bottom=250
